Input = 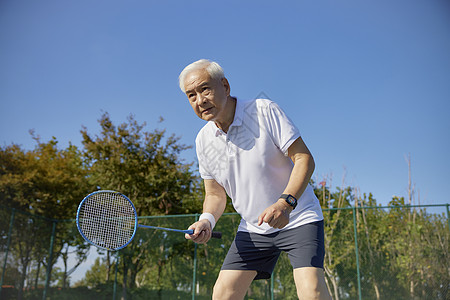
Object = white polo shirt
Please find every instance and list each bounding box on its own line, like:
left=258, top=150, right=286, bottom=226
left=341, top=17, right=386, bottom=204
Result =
left=195, top=98, right=323, bottom=234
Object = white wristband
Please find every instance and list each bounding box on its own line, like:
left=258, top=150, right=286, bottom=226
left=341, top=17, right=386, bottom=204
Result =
left=199, top=213, right=216, bottom=230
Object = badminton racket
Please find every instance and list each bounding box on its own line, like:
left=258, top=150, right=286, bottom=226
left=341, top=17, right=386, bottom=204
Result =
left=76, top=190, right=222, bottom=251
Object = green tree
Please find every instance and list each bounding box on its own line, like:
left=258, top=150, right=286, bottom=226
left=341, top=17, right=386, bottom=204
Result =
left=80, top=113, right=203, bottom=299
left=81, top=113, right=202, bottom=215
left=0, top=138, right=91, bottom=298
left=77, top=256, right=113, bottom=288
left=314, top=180, right=356, bottom=300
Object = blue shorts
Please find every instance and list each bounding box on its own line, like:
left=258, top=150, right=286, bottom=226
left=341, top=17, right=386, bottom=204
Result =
left=221, top=220, right=325, bottom=280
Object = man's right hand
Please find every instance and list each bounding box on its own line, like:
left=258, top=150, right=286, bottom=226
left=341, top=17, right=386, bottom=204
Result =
left=185, top=219, right=212, bottom=244
left=257, top=198, right=293, bottom=229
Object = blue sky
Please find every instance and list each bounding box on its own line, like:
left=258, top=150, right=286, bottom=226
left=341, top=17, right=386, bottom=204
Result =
left=1, top=0, right=449, bottom=207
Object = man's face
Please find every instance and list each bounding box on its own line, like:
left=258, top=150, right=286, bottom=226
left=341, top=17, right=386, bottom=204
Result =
left=183, top=68, right=230, bottom=122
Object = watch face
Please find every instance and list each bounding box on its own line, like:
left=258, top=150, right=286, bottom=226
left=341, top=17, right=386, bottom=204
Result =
left=282, top=194, right=297, bottom=208
left=287, top=195, right=295, bottom=205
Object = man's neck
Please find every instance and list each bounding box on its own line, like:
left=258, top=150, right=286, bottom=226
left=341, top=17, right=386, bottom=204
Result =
left=214, top=97, right=236, bottom=133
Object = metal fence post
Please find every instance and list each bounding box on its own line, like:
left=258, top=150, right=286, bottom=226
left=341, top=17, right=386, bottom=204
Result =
left=192, top=213, right=199, bottom=300
left=0, top=208, right=15, bottom=296
left=113, top=252, right=119, bottom=300
left=192, top=243, right=198, bottom=300
left=42, top=220, right=57, bottom=300
left=270, top=274, right=274, bottom=300
left=446, top=204, right=449, bottom=232
left=352, top=207, right=362, bottom=300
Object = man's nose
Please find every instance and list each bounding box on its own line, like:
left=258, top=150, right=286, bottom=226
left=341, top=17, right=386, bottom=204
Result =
left=197, top=93, right=207, bottom=104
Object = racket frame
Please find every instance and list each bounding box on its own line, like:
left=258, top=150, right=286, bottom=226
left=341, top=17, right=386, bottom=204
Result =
left=76, top=190, right=138, bottom=251
left=76, top=190, right=222, bottom=251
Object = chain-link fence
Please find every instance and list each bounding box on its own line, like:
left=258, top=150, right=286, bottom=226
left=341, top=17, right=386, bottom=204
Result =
left=0, top=204, right=448, bottom=300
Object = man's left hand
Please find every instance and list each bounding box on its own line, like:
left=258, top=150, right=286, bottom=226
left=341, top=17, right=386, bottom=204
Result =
left=257, top=199, right=293, bottom=229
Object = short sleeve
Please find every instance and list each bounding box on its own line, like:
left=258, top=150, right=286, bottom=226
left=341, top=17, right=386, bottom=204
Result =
left=264, top=101, right=301, bottom=155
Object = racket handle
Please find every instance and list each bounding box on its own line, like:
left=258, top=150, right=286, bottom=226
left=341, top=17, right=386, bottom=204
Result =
left=211, top=231, right=222, bottom=239
left=185, top=229, right=221, bottom=239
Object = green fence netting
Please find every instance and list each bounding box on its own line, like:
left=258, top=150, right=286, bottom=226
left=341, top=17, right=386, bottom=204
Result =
left=0, top=204, right=448, bottom=300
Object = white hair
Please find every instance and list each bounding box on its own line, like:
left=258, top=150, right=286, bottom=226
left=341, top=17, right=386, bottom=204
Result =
left=178, top=59, right=225, bottom=93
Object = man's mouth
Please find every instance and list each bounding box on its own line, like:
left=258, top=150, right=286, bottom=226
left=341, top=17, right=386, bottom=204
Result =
left=202, top=107, right=213, bottom=114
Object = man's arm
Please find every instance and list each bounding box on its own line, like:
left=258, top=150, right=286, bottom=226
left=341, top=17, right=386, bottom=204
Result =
left=185, top=178, right=227, bottom=244
left=258, top=136, right=315, bottom=228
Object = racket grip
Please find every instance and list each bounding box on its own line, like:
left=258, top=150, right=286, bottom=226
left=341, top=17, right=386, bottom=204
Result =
left=211, top=231, right=222, bottom=239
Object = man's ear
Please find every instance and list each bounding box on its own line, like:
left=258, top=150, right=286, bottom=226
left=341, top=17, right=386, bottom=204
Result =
left=222, top=78, right=231, bottom=96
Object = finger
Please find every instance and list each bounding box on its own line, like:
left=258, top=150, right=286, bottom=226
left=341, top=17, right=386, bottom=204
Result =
left=278, top=223, right=287, bottom=229
left=258, top=213, right=265, bottom=226
left=269, top=218, right=279, bottom=228
left=190, top=231, right=202, bottom=242
left=269, top=215, right=285, bottom=228
left=186, top=224, right=197, bottom=239
left=202, top=231, right=211, bottom=244
left=193, top=222, right=207, bottom=236
left=264, top=213, right=274, bottom=225
left=194, top=227, right=202, bottom=236
left=275, top=218, right=288, bottom=229
left=274, top=221, right=284, bottom=229
left=194, top=231, right=209, bottom=244
left=202, top=229, right=212, bottom=241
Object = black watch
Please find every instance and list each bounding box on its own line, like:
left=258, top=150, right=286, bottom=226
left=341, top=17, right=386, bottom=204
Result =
left=280, top=194, right=297, bottom=209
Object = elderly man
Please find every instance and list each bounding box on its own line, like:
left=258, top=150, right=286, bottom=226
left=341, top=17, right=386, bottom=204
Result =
left=180, top=59, right=331, bottom=300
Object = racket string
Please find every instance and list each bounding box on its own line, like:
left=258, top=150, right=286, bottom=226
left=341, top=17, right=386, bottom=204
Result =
left=78, top=192, right=136, bottom=250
